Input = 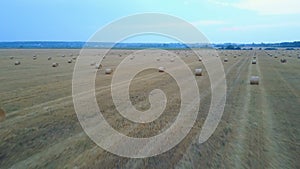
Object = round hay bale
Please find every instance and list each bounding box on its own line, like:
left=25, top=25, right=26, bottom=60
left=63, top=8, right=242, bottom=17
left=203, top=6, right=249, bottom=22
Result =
left=105, top=68, right=113, bottom=74
left=68, top=59, right=72, bottom=63
left=233, top=56, right=237, bottom=58
left=252, top=60, right=257, bottom=64
left=198, top=57, right=202, bottom=61
left=130, top=56, right=134, bottom=60
left=298, top=56, right=300, bottom=59
left=224, top=58, right=228, bottom=62
left=158, top=67, right=165, bottom=72
left=72, top=57, right=77, bottom=60
left=250, top=76, right=259, bottom=85
left=280, top=58, right=287, bottom=63
left=274, top=56, right=278, bottom=58
left=62, top=55, right=65, bottom=57
left=0, top=108, right=6, bottom=122
left=52, top=63, right=59, bottom=67
left=10, top=56, right=14, bottom=60
left=170, top=58, right=175, bottom=62
left=33, top=56, right=37, bottom=60
left=90, top=62, right=96, bottom=66
left=156, top=57, right=160, bottom=61
left=48, top=57, right=52, bottom=60
left=14, top=61, right=21, bottom=65
left=195, top=68, right=202, bottom=76
left=95, top=64, right=102, bottom=69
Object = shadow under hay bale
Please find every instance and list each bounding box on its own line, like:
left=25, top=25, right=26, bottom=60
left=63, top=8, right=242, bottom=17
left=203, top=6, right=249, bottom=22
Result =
left=0, top=108, right=6, bottom=122
left=10, top=56, right=14, bottom=60
left=105, top=68, right=113, bottom=74
left=52, top=63, right=59, bottom=67
left=195, top=68, right=202, bottom=76
left=250, top=76, right=259, bottom=85
left=280, top=58, right=287, bottom=63
left=48, top=57, right=52, bottom=60
left=14, top=61, right=21, bottom=65
left=158, top=67, right=165, bottom=72
left=95, top=64, right=102, bottom=69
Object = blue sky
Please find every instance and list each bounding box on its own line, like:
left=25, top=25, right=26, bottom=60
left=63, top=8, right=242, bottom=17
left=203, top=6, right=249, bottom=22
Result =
left=1, top=0, right=300, bottom=43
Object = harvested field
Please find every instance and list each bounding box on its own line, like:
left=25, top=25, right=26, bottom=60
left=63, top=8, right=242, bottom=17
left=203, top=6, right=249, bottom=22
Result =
left=0, top=49, right=299, bottom=169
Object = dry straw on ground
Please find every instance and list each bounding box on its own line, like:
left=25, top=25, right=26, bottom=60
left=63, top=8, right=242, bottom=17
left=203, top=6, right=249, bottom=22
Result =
left=0, top=108, right=6, bottom=122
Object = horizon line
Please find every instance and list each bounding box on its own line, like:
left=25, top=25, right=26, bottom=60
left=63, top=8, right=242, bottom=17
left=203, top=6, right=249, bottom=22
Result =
left=0, top=41, right=299, bottom=44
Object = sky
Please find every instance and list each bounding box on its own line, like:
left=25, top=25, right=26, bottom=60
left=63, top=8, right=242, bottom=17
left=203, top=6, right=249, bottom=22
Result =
left=1, top=0, right=300, bottom=43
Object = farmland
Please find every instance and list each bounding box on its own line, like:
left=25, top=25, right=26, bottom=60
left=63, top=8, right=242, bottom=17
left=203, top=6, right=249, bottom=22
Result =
left=0, top=49, right=299, bottom=168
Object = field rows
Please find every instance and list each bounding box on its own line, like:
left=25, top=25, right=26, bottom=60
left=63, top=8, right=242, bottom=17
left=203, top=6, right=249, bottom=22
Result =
left=0, top=49, right=299, bottom=168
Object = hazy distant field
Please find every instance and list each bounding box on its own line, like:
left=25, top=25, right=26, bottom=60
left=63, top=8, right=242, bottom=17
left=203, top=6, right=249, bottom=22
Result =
left=0, top=49, right=299, bottom=168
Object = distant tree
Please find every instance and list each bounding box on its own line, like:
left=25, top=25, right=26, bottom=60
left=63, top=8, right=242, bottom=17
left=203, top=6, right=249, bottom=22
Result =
left=225, top=45, right=235, bottom=50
